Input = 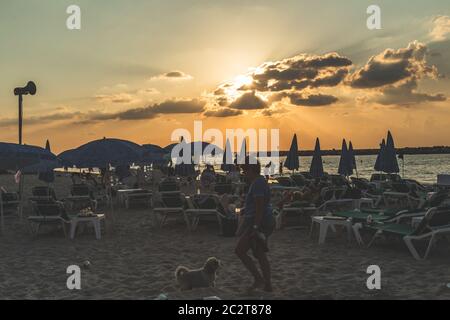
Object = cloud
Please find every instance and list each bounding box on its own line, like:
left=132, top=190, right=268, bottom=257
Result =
left=376, top=79, right=447, bottom=106
left=203, top=108, right=243, bottom=117
left=244, top=53, right=352, bottom=93
left=211, top=52, right=351, bottom=113
left=90, top=99, right=206, bottom=121
left=347, top=41, right=446, bottom=105
left=228, top=91, right=268, bottom=110
left=0, top=111, right=83, bottom=126
left=270, top=91, right=338, bottom=107
left=430, top=16, right=450, bottom=42
left=94, top=87, right=159, bottom=105
left=150, top=70, right=193, bottom=81
left=347, top=41, right=437, bottom=89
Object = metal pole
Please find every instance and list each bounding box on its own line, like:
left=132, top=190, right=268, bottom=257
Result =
left=18, top=94, right=23, bottom=145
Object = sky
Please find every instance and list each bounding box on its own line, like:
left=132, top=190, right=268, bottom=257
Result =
left=1, top=0, right=450, bottom=154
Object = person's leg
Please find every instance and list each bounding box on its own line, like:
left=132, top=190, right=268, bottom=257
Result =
left=252, top=243, right=273, bottom=292
left=235, top=232, right=264, bottom=289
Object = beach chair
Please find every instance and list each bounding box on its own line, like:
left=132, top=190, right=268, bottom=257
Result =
left=28, top=200, right=71, bottom=237
left=275, top=176, right=296, bottom=188
left=124, top=189, right=152, bottom=209
left=185, top=194, right=225, bottom=232
left=29, top=186, right=57, bottom=203
left=1, top=190, right=20, bottom=216
left=158, top=179, right=180, bottom=193
left=214, top=183, right=233, bottom=195
left=367, top=207, right=450, bottom=260
left=152, top=192, right=189, bottom=229
left=65, top=184, right=97, bottom=211
left=276, top=201, right=317, bottom=229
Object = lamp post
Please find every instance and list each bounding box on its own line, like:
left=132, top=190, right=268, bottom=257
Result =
left=13, top=81, right=36, bottom=221
left=14, top=81, right=37, bottom=145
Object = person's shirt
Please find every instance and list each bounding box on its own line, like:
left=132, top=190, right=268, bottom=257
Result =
left=243, top=175, right=272, bottom=219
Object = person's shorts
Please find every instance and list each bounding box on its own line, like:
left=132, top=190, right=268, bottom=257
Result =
left=236, top=215, right=275, bottom=238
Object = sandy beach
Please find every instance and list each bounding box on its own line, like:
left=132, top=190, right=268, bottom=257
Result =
left=1, top=174, right=450, bottom=300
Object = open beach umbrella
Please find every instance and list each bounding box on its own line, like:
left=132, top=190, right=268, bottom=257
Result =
left=142, top=144, right=167, bottom=165
left=382, top=131, right=400, bottom=174
left=374, top=139, right=386, bottom=172
left=221, top=139, right=234, bottom=172
left=348, top=141, right=358, bottom=177
left=58, top=138, right=144, bottom=168
left=338, top=139, right=352, bottom=177
left=0, top=143, right=58, bottom=234
left=309, top=138, right=324, bottom=178
left=0, top=143, right=48, bottom=171
left=284, top=134, right=300, bottom=172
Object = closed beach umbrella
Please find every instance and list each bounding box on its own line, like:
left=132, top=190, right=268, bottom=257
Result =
left=221, top=139, right=234, bottom=172
left=284, top=134, right=300, bottom=172
left=348, top=141, right=358, bottom=177
left=309, top=138, right=324, bottom=178
left=235, top=139, right=247, bottom=165
left=45, top=140, right=51, bottom=152
left=382, top=131, right=400, bottom=174
left=174, top=138, right=196, bottom=177
left=58, top=138, right=144, bottom=168
left=338, top=139, right=352, bottom=176
left=374, top=139, right=386, bottom=172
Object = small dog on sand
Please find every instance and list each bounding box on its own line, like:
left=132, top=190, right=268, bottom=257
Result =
left=175, top=257, right=221, bottom=290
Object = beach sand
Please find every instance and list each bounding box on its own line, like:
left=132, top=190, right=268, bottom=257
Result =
left=1, top=174, right=450, bottom=300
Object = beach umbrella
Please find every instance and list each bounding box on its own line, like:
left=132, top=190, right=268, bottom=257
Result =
left=348, top=141, right=358, bottom=178
left=284, top=134, right=299, bottom=172
left=0, top=142, right=57, bottom=233
left=142, top=144, right=167, bottom=165
left=309, top=138, right=324, bottom=178
left=382, top=131, right=400, bottom=174
left=374, top=139, right=386, bottom=172
left=338, top=139, right=352, bottom=177
left=174, top=138, right=196, bottom=177
left=221, top=139, right=234, bottom=172
left=45, top=140, right=51, bottom=152
left=235, top=139, right=247, bottom=165
left=58, top=138, right=144, bottom=168
left=0, top=143, right=48, bottom=171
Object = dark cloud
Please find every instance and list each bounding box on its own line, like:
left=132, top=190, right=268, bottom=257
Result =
left=91, top=99, right=206, bottom=121
left=245, top=53, right=352, bottom=93
left=270, top=91, right=338, bottom=107
left=228, top=91, right=268, bottom=110
left=203, top=108, right=243, bottom=117
left=348, top=41, right=446, bottom=106
left=348, top=41, right=437, bottom=89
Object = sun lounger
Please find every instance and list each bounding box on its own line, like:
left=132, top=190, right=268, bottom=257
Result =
left=152, top=192, right=189, bottom=229
left=29, top=186, right=57, bottom=203
left=28, top=200, right=71, bottom=237
left=124, top=189, right=152, bottom=209
left=1, top=191, right=20, bottom=216
left=185, top=194, right=225, bottom=232
left=65, top=184, right=97, bottom=211
left=367, top=206, right=450, bottom=260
